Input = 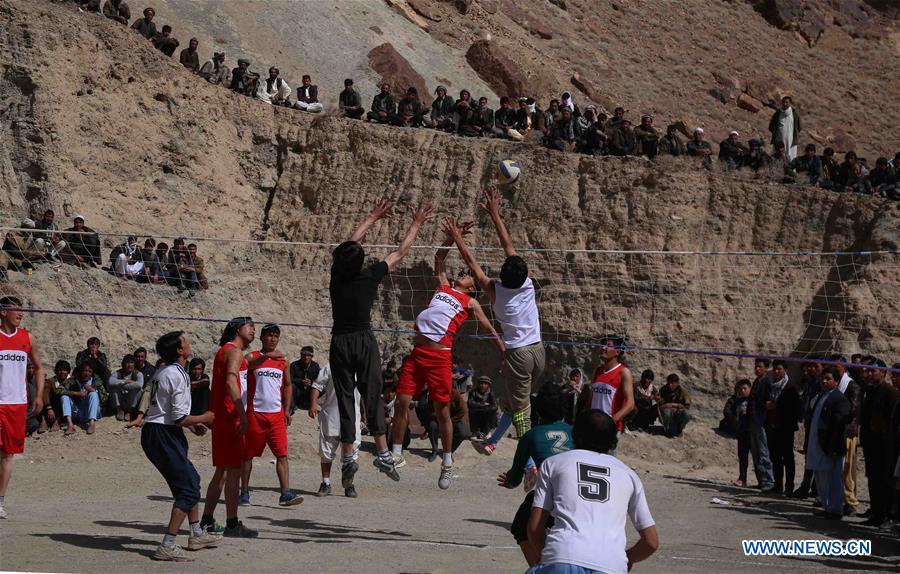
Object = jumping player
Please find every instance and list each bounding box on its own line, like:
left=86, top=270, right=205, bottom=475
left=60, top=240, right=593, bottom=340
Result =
left=309, top=362, right=362, bottom=498
left=445, top=188, right=544, bottom=455
left=497, top=383, right=573, bottom=566
left=579, top=335, right=635, bottom=443
left=200, top=317, right=273, bottom=538
left=391, top=227, right=505, bottom=489
left=329, top=198, right=432, bottom=490
left=0, top=296, right=44, bottom=520
left=141, top=331, right=221, bottom=561
left=240, top=324, right=303, bottom=507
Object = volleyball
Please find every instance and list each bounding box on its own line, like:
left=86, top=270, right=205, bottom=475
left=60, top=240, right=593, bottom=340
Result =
left=496, top=159, right=521, bottom=186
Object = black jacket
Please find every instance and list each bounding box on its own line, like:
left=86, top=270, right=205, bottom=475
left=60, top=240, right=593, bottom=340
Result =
left=289, top=359, right=320, bottom=411
left=768, top=381, right=802, bottom=432
left=430, top=95, right=454, bottom=120
left=816, top=389, right=851, bottom=459
left=494, top=107, right=517, bottom=130
left=842, top=378, right=861, bottom=438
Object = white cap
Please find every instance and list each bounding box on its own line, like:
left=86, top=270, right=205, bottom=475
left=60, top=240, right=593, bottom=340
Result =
left=73, top=213, right=85, bottom=221
left=21, top=218, right=35, bottom=228
left=694, top=127, right=704, bottom=134
left=729, top=130, right=739, bottom=136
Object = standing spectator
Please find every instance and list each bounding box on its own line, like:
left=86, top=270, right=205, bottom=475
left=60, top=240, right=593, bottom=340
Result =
left=451, top=356, right=471, bottom=395
left=108, top=354, right=144, bottom=421
left=74, top=336, right=111, bottom=391
left=199, top=51, right=230, bottom=86
left=658, top=124, right=686, bottom=156
left=103, top=0, right=130, bottom=25
left=769, top=96, right=801, bottom=161
left=749, top=358, right=774, bottom=491
left=658, top=373, right=691, bottom=437
left=560, top=368, right=585, bottom=425
left=366, top=82, right=396, bottom=124
left=289, top=346, right=319, bottom=413
left=130, top=7, right=157, bottom=39
left=835, top=357, right=861, bottom=515
left=765, top=360, right=801, bottom=495
left=805, top=367, right=851, bottom=520
left=294, top=75, right=323, bottom=113
left=63, top=214, right=101, bottom=266
left=257, top=67, right=291, bottom=106
left=859, top=359, right=898, bottom=526
left=179, top=38, right=200, bottom=73
left=338, top=79, right=364, bottom=119
left=188, top=358, right=210, bottom=416
left=629, top=369, right=659, bottom=432
left=732, top=380, right=753, bottom=486
left=58, top=363, right=102, bottom=435
left=467, top=376, right=498, bottom=439
left=633, top=115, right=660, bottom=158
left=424, top=85, right=454, bottom=130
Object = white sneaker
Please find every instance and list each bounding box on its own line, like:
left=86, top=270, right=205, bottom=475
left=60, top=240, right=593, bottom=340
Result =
left=438, top=465, right=453, bottom=490
left=152, top=544, right=192, bottom=562
left=393, top=453, right=407, bottom=469
left=0, top=503, right=7, bottom=519
left=188, top=531, right=222, bottom=551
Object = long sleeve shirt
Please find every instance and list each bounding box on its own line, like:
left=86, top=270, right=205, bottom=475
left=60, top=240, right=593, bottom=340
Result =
left=108, top=369, right=144, bottom=391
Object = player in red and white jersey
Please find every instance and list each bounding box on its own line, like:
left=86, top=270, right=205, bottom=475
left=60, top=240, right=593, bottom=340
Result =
left=392, top=226, right=505, bottom=489
left=240, top=324, right=303, bottom=508
left=581, top=336, right=635, bottom=441
left=0, top=296, right=44, bottom=520
left=200, top=317, right=277, bottom=539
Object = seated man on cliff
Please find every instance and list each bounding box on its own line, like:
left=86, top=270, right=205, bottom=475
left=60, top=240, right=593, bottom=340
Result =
left=547, top=108, right=576, bottom=152
left=607, top=106, right=627, bottom=131
left=179, top=38, right=200, bottom=73
left=294, top=75, right=323, bottom=113
left=186, top=243, right=209, bottom=289
left=491, top=96, right=521, bottom=141
left=686, top=128, right=713, bottom=167
left=2, top=219, right=45, bottom=272
left=103, top=0, right=131, bottom=24
left=423, top=85, right=454, bottom=130
left=608, top=118, right=637, bottom=156
left=257, top=66, right=292, bottom=106
left=454, top=90, right=480, bottom=137
left=339, top=78, right=364, bottom=119
left=130, top=7, right=157, bottom=40
left=152, top=25, right=179, bottom=57
left=393, top=87, right=425, bottom=128
left=819, top=147, right=841, bottom=190
left=633, top=115, right=660, bottom=158
left=199, top=51, right=230, bottom=86
left=718, top=130, right=748, bottom=169
left=63, top=214, right=101, bottom=266
left=658, top=124, right=686, bottom=156
left=366, top=82, right=396, bottom=124
left=787, top=144, right=822, bottom=186
left=541, top=99, right=560, bottom=138
left=110, top=235, right=145, bottom=279
left=745, top=139, right=771, bottom=174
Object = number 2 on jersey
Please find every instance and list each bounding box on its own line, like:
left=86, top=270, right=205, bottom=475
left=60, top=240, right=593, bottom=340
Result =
left=546, top=430, right=569, bottom=454
left=577, top=463, right=610, bottom=502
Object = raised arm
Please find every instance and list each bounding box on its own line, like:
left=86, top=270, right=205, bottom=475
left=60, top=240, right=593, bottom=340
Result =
left=435, top=221, right=473, bottom=288
left=384, top=203, right=434, bottom=272
left=480, top=187, right=517, bottom=258
left=469, top=299, right=505, bottom=354
left=443, top=218, right=496, bottom=301
left=348, top=198, right=394, bottom=244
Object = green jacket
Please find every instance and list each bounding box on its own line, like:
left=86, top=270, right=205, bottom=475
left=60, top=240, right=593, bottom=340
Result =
left=56, top=375, right=108, bottom=409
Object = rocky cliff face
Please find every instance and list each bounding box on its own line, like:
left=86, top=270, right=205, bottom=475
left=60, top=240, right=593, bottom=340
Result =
left=1, top=1, right=898, bottom=412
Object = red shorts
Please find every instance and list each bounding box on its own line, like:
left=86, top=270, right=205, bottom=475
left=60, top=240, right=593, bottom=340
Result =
left=0, top=404, right=27, bottom=455
left=211, top=413, right=246, bottom=468
left=397, top=346, right=453, bottom=403
left=244, top=410, right=288, bottom=459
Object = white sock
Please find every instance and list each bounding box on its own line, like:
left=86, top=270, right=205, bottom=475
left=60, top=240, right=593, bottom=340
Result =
left=189, top=522, right=203, bottom=537
left=323, top=477, right=331, bottom=486
left=377, top=449, right=392, bottom=461
left=442, top=452, right=453, bottom=466
left=162, top=533, right=178, bottom=547
left=391, top=444, right=402, bottom=457
left=341, top=453, right=354, bottom=465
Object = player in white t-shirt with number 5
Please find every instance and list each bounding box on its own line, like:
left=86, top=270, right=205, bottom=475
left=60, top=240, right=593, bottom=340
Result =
left=527, top=409, right=659, bottom=574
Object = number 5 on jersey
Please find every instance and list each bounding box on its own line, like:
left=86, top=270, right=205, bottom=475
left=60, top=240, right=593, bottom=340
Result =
left=577, top=463, right=610, bottom=502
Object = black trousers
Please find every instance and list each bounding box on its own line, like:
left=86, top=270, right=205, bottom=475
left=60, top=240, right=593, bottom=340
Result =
left=330, top=330, right=385, bottom=443
left=769, top=428, right=796, bottom=492
left=469, top=409, right=497, bottom=436
left=863, top=439, right=890, bottom=519
left=737, top=431, right=751, bottom=482
left=427, top=419, right=469, bottom=454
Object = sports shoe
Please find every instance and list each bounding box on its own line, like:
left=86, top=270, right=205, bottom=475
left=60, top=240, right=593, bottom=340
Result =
left=238, top=489, right=250, bottom=507
left=344, top=485, right=358, bottom=498
left=223, top=520, right=258, bottom=538
left=278, top=491, right=304, bottom=507
left=316, top=482, right=332, bottom=497
left=153, top=544, right=192, bottom=562
left=341, top=460, right=358, bottom=489
left=373, top=456, right=400, bottom=481
left=201, top=519, right=225, bottom=534
left=187, top=531, right=222, bottom=551
left=438, top=465, right=453, bottom=490
left=393, top=453, right=407, bottom=469
left=474, top=441, right=495, bottom=456
left=523, top=466, right=538, bottom=493
left=0, top=503, right=7, bottom=519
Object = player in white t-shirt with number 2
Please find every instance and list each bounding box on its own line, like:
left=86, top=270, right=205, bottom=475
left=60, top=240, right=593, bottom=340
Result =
left=527, top=410, right=659, bottom=574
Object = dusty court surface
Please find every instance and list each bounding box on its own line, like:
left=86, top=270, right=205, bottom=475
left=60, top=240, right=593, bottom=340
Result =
left=1, top=419, right=898, bottom=573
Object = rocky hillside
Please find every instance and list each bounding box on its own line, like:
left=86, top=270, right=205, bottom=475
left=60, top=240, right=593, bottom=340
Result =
left=2, top=0, right=899, bottom=413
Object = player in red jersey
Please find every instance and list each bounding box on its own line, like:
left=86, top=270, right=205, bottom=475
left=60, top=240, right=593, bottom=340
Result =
left=239, top=324, right=303, bottom=507
left=391, top=223, right=504, bottom=489
left=199, top=317, right=281, bottom=538
left=0, top=296, right=44, bottom=520
left=580, top=335, right=635, bottom=448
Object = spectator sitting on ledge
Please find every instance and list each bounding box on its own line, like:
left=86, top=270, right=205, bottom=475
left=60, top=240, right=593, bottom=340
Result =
left=63, top=214, right=101, bottom=266
left=130, top=7, right=157, bottom=39
left=338, top=78, right=364, bottom=119
left=294, top=74, right=323, bottom=113
left=367, top=82, right=396, bottom=124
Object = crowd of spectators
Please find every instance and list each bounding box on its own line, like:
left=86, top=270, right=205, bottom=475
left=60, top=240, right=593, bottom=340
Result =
left=718, top=355, right=900, bottom=529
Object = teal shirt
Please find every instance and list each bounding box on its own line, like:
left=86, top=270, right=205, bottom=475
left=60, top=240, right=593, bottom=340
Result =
left=505, top=421, right=574, bottom=487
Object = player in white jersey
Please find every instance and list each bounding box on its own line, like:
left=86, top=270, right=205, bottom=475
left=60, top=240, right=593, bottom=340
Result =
left=527, top=410, right=659, bottom=574
left=0, top=296, right=44, bottom=520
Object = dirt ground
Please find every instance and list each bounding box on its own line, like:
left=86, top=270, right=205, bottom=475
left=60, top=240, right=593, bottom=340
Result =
left=1, top=417, right=898, bottom=573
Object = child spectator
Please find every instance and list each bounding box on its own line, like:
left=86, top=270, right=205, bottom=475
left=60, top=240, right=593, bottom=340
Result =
left=451, top=356, right=471, bottom=395
left=467, top=376, right=498, bottom=439
left=732, top=380, right=752, bottom=486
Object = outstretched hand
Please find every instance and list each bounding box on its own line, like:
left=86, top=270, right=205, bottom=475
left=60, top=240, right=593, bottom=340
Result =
left=409, top=203, right=435, bottom=225
left=479, top=186, right=502, bottom=217
left=369, top=197, right=395, bottom=221
left=442, top=217, right=469, bottom=241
